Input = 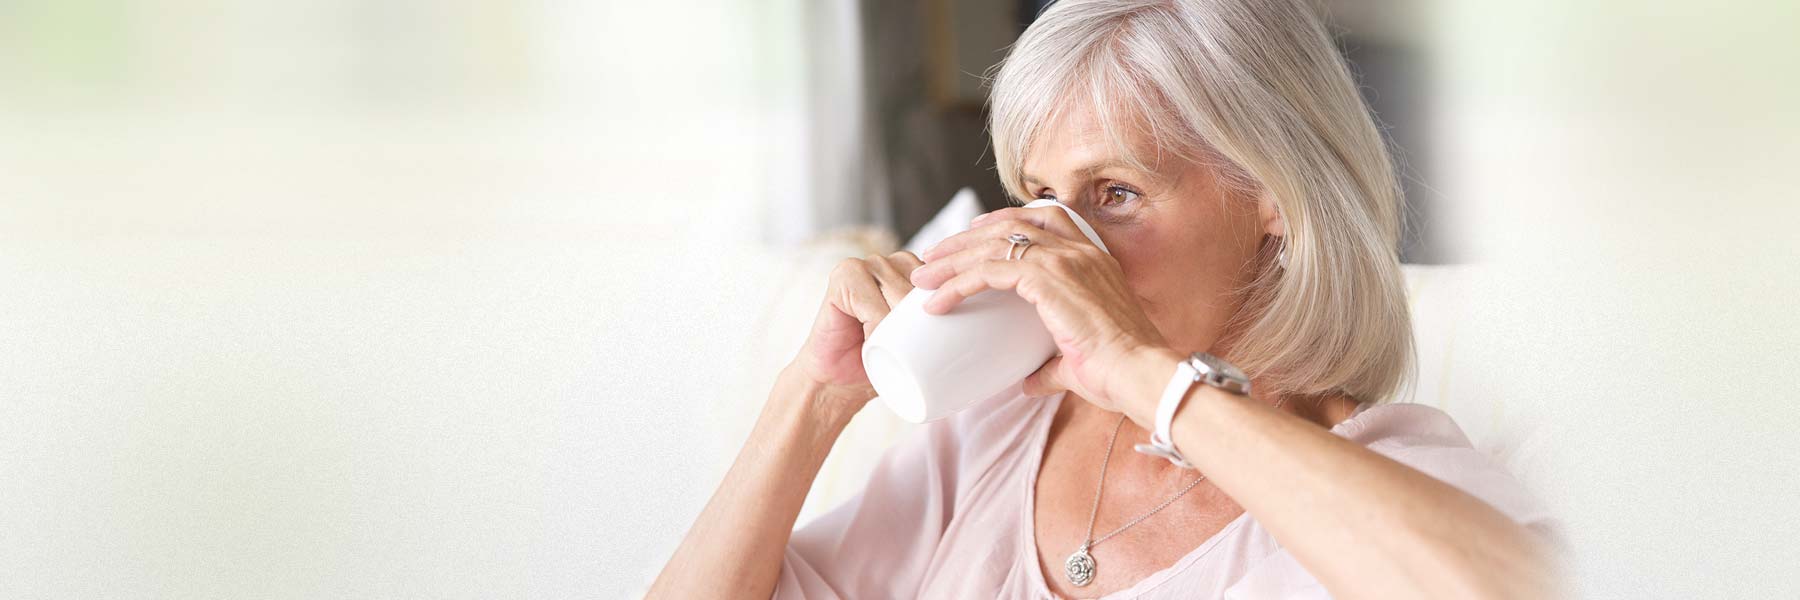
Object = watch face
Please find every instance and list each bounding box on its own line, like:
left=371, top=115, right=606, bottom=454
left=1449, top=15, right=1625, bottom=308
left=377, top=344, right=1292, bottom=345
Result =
left=1191, top=353, right=1249, bottom=385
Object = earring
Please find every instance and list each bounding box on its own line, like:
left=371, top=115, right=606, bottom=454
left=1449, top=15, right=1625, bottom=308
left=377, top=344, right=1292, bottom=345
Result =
left=1276, top=238, right=1289, bottom=269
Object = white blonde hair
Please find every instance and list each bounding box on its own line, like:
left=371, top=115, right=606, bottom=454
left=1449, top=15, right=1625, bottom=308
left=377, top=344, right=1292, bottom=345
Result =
left=989, top=0, right=1414, bottom=403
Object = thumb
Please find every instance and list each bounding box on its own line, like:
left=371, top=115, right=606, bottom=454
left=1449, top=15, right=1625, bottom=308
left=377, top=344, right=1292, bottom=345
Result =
left=1022, top=355, right=1067, bottom=398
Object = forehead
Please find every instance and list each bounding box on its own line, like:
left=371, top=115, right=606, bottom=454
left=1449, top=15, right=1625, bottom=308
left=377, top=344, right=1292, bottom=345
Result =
left=1022, top=100, right=1168, bottom=180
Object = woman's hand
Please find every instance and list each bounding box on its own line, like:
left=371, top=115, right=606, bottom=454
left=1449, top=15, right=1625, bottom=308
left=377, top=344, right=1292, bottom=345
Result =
left=791, top=250, right=927, bottom=412
left=910, top=205, right=1167, bottom=414
left=653, top=252, right=925, bottom=599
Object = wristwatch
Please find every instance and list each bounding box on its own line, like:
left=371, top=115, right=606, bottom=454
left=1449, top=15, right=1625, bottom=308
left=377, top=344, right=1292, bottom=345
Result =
left=1132, top=352, right=1252, bottom=469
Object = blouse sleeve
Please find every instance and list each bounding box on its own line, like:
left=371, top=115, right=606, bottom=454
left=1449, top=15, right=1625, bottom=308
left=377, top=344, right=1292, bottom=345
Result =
left=1224, top=403, right=1560, bottom=599
left=770, top=385, right=1034, bottom=600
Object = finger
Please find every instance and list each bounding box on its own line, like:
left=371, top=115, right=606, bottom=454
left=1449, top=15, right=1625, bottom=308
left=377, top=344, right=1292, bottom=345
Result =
left=862, top=254, right=913, bottom=307
left=1021, top=355, right=1067, bottom=397
left=919, top=217, right=1013, bottom=262
left=969, top=206, right=1090, bottom=248
left=918, top=212, right=1059, bottom=265
left=829, top=258, right=895, bottom=337
left=918, top=220, right=995, bottom=263
left=911, top=223, right=1055, bottom=291
left=889, top=250, right=925, bottom=273
left=923, top=259, right=1033, bottom=315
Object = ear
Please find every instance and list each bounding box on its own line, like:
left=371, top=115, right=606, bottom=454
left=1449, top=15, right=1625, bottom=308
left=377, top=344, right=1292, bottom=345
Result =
left=1255, top=193, right=1287, bottom=238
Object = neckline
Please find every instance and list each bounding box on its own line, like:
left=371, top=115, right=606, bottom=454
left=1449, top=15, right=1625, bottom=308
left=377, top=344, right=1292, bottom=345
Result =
left=1018, top=392, right=1254, bottom=599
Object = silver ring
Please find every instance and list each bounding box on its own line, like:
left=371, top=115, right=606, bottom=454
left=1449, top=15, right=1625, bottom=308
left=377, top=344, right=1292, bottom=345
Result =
left=1005, top=233, right=1032, bottom=261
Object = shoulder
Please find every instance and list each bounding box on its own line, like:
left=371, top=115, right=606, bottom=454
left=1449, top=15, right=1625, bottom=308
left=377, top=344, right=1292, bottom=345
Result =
left=1330, top=402, right=1472, bottom=447
left=780, top=388, right=1053, bottom=598
left=1332, top=402, right=1554, bottom=526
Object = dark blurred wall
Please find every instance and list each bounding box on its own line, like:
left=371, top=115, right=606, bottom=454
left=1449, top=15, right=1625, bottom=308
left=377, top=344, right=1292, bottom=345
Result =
left=859, top=0, right=1013, bottom=242
left=1339, top=39, right=1447, bottom=263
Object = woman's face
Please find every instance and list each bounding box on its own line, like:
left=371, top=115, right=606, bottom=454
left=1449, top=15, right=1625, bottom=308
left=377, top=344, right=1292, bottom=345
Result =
left=1019, top=103, right=1281, bottom=354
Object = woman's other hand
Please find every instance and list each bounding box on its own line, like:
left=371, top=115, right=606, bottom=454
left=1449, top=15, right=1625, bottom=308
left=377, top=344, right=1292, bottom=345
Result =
left=654, top=250, right=921, bottom=599
left=911, top=206, right=1167, bottom=414
left=790, top=250, right=926, bottom=411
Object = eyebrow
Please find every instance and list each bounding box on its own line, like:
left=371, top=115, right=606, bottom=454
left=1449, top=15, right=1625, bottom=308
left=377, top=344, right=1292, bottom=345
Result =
left=1022, top=158, right=1159, bottom=189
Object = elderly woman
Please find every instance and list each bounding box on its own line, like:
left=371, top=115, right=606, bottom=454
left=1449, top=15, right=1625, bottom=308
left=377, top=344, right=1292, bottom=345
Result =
left=650, top=0, right=1557, bottom=598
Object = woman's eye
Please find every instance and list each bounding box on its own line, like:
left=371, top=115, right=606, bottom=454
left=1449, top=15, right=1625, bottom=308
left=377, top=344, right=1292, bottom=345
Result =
left=1035, top=190, right=1058, bottom=201
left=1101, top=184, right=1141, bottom=207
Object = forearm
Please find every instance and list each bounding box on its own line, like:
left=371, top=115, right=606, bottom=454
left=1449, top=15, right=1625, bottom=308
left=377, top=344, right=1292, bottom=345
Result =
left=647, top=366, right=864, bottom=599
left=1120, top=348, right=1557, bottom=600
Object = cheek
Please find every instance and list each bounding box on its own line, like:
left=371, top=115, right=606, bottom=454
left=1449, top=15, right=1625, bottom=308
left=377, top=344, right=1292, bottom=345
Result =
left=1106, top=221, right=1240, bottom=304
left=1105, top=227, right=1182, bottom=296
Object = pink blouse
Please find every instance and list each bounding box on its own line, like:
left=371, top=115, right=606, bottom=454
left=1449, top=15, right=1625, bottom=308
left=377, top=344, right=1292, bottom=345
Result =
left=773, top=387, right=1554, bottom=599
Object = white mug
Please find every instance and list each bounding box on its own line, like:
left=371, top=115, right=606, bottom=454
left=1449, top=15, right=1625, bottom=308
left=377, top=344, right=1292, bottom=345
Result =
left=863, top=199, right=1110, bottom=423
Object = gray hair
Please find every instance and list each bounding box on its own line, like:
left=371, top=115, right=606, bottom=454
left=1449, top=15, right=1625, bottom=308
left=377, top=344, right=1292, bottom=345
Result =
left=989, top=0, right=1414, bottom=403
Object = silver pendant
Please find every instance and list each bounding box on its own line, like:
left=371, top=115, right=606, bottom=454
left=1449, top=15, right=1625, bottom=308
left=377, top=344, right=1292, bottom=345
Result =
left=1064, top=546, right=1096, bottom=587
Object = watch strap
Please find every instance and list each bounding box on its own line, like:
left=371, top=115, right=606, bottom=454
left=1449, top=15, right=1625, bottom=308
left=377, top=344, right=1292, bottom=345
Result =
left=1132, top=357, right=1199, bottom=469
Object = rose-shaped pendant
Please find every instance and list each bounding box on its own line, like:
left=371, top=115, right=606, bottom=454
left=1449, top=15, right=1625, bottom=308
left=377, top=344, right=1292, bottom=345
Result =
left=1065, top=546, right=1096, bottom=587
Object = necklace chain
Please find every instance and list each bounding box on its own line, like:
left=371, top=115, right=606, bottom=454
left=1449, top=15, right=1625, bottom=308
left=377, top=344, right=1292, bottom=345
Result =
left=1078, top=413, right=1206, bottom=551
left=1067, top=396, right=1290, bottom=586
